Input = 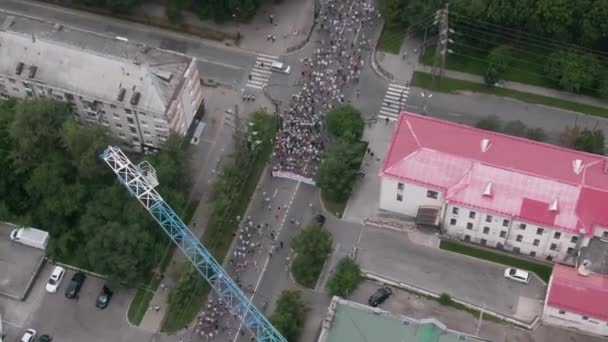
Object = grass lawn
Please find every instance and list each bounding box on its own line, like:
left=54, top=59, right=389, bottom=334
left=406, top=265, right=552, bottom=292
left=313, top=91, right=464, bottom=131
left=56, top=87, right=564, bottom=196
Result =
left=378, top=26, right=404, bottom=54
left=160, top=277, right=209, bottom=333
left=439, top=240, right=552, bottom=282
left=412, top=71, right=608, bottom=118
left=127, top=275, right=161, bottom=326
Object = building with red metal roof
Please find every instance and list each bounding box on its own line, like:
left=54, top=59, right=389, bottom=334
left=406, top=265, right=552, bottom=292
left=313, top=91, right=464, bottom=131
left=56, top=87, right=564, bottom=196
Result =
left=379, top=112, right=608, bottom=262
left=543, top=264, right=608, bottom=335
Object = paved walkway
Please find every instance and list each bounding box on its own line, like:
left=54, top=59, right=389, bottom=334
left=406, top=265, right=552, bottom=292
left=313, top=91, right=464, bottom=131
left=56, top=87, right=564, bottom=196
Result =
left=137, top=0, right=316, bottom=55
left=374, top=35, right=608, bottom=111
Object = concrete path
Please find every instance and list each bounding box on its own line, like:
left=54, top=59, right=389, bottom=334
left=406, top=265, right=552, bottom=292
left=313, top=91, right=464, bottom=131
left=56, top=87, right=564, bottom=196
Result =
left=374, top=34, right=608, bottom=111
left=137, top=0, right=316, bottom=55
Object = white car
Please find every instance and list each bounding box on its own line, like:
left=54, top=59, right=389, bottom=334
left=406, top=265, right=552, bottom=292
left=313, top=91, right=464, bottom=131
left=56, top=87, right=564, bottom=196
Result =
left=20, top=329, right=37, bottom=342
left=45, top=266, right=66, bottom=293
left=504, top=268, right=530, bottom=284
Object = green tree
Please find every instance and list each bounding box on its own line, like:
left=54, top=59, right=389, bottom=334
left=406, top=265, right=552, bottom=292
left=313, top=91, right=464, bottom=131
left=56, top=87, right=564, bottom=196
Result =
left=484, top=45, right=513, bottom=86
left=291, top=224, right=333, bottom=288
left=327, top=257, right=362, bottom=298
left=316, top=141, right=366, bottom=202
left=545, top=50, right=599, bottom=93
left=326, top=106, right=364, bottom=142
left=530, top=0, right=577, bottom=37
left=502, top=120, right=527, bottom=137
left=269, top=289, right=306, bottom=342
left=574, top=128, right=605, bottom=154
left=475, top=115, right=502, bottom=131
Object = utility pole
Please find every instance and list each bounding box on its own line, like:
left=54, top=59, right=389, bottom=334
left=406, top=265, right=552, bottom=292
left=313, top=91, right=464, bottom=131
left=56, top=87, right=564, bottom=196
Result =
left=431, top=4, right=452, bottom=83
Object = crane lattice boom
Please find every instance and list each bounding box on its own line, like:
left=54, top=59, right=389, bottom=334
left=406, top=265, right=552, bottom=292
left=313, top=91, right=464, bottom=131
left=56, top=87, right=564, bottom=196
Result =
left=100, top=146, right=286, bottom=342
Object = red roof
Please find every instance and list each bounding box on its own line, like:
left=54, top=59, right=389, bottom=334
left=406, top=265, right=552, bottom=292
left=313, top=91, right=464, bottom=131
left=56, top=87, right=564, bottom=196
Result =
left=547, top=265, right=608, bottom=321
left=381, top=113, right=608, bottom=235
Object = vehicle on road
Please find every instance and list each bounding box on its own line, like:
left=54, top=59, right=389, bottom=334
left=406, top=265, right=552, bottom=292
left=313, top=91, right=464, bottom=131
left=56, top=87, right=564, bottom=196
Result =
left=38, top=334, right=52, bottom=342
left=10, top=227, right=49, bottom=250
left=45, top=266, right=65, bottom=293
left=190, top=120, right=206, bottom=145
left=270, top=61, right=291, bottom=74
left=368, top=286, right=392, bottom=307
left=314, top=214, right=326, bottom=226
left=65, top=272, right=86, bottom=299
left=504, top=268, right=530, bottom=284
left=20, top=329, right=36, bottom=342
left=95, top=285, right=113, bottom=309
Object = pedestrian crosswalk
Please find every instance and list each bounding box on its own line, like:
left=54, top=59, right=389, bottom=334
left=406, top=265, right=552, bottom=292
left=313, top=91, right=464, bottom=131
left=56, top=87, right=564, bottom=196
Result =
left=378, top=83, right=410, bottom=121
left=246, top=53, right=278, bottom=90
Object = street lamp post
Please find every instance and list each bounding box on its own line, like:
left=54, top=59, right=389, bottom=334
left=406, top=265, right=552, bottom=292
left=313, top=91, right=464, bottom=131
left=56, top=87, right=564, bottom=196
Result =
left=420, top=91, right=433, bottom=115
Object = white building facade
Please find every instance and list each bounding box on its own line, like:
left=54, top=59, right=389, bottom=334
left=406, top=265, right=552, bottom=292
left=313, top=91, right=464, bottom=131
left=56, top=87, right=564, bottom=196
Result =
left=379, top=113, right=608, bottom=264
left=0, top=14, right=204, bottom=152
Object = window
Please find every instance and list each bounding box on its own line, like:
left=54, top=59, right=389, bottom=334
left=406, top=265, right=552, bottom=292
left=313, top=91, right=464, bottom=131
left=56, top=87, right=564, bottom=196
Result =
left=110, top=104, right=117, bottom=109
left=480, top=239, right=487, bottom=246
left=141, top=120, right=148, bottom=125
left=554, top=232, right=561, bottom=239
left=516, top=235, right=523, bottom=242
left=125, top=108, right=132, bottom=114
left=530, top=251, right=536, bottom=257
left=132, top=137, right=140, bottom=142
left=469, top=211, right=476, bottom=219
left=502, top=219, right=510, bottom=227
left=558, top=310, right=565, bottom=315
left=139, top=111, right=147, bottom=115
left=571, top=236, right=578, bottom=243
left=113, top=113, right=120, bottom=119
left=397, top=182, right=404, bottom=190
left=118, top=132, right=126, bottom=138
left=396, top=194, right=403, bottom=202
left=452, top=207, right=459, bottom=215
left=8, top=78, right=15, bottom=83
left=567, top=247, right=574, bottom=254
left=426, top=190, right=438, bottom=199
left=127, top=117, right=135, bottom=124
left=533, top=239, right=540, bottom=246
left=519, top=223, right=527, bottom=230
left=513, top=247, right=520, bottom=254
left=466, top=222, right=473, bottom=230
left=550, top=243, right=557, bottom=251
left=483, top=227, right=490, bottom=234
left=65, top=93, right=74, bottom=101
left=144, top=130, right=151, bottom=136
left=464, top=235, right=471, bottom=241
left=450, top=218, right=457, bottom=226
left=603, top=231, right=608, bottom=239
left=129, top=127, right=137, bottom=134
left=536, top=228, right=544, bottom=235
left=547, top=255, right=554, bottom=261
left=485, top=215, right=493, bottom=223
left=499, top=231, right=507, bottom=238
left=115, top=123, right=123, bottom=129
left=582, top=316, right=589, bottom=320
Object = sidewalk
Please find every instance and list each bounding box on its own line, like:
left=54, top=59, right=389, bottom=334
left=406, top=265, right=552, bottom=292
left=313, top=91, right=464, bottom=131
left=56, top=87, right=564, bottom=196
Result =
left=374, top=34, right=608, bottom=110
left=137, top=0, right=316, bottom=55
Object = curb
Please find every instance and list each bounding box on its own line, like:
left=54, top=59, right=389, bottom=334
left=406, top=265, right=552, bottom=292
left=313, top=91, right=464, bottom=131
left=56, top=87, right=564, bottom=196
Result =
left=362, top=270, right=541, bottom=330
left=285, top=0, right=320, bottom=54
left=369, top=21, right=394, bottom=82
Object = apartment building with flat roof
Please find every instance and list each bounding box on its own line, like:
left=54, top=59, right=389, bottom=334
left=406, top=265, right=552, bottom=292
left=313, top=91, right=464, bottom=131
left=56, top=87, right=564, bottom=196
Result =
left=0, top=12, right=204, bottom=152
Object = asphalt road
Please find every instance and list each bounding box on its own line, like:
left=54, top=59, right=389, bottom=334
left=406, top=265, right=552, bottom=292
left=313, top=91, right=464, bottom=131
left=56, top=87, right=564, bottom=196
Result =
left=0, top=0, right=259, bottom=88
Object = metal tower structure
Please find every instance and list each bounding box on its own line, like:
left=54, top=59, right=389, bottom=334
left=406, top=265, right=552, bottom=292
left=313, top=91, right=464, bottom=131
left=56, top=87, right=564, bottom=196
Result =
left=100, top=146, right=286, bottom=342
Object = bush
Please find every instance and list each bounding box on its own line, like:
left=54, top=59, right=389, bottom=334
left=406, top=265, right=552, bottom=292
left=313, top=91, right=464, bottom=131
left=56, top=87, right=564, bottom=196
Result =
left=475, top=115, right=502, bottom=131
left=327, top=258, right=362, bottom=298
left=291, top=225, right=333, bottom=288
left=502, top=120, right=527, bottom=137
left=325, top=105, right=365, bottom=142
left=484, top=45, right=513, bottom=86
left=545, top=50, right=599, bottom=93
left=525, top=127, right=547, bottom=142
left=269, top=289, right=306, bottom=342
left=438, top=293, right=453, bottom=306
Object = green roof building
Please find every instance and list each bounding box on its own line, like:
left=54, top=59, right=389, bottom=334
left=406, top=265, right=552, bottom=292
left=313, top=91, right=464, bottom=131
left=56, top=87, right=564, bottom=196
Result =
left=318, top=297, right=489, bottom=342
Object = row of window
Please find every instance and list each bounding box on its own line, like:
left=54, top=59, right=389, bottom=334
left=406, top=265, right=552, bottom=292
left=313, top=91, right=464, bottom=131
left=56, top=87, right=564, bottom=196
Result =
left=556, top=310, right=603, bottom=324
left=395, top=182, right=439, bottom=200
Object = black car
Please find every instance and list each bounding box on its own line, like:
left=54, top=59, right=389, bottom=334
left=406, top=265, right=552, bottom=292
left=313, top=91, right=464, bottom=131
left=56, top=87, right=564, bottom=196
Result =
left=314, top=214, right=326, bottom=226
left=65, top=272, right=86, bottom=299
left=96, top=285, right=113, bottom=309
left=38, top=335, right=52, bottom=342
left=368, top=286, right=392, bottom=307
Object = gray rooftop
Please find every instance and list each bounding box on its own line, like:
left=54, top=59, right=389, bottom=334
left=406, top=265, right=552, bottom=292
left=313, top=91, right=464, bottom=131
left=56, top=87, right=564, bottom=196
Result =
left=0, top=12, right=192, bottom=114
left=579, top=238, right=608, bottom=275
left=319, top=298, right=489, bottom=342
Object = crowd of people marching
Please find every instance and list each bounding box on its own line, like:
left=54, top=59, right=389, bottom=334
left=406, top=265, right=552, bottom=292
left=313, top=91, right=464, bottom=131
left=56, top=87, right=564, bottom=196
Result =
left=272, top=0, right=380, bottom=180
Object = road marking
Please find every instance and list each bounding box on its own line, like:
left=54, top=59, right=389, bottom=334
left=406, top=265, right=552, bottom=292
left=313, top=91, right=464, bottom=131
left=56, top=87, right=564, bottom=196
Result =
left=272, top=188, right=278, bottom=199
left=406, top=104, right=418, bottom=109
left=232, top=181, right=301, bottom=341
left=378, top=83, right=410, bottom=121
left=246, top=54, right=279, bottom=90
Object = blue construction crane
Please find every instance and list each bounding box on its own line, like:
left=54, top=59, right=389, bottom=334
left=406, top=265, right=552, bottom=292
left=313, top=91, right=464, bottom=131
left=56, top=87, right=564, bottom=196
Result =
left=100, top=146, right=286, bottom=342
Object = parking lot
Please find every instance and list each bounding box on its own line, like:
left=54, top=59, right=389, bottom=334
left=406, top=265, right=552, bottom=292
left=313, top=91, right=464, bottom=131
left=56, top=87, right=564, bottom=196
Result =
left=2, top=262, right=154, bottom=342
left=350, top=280, right=604, bottom=342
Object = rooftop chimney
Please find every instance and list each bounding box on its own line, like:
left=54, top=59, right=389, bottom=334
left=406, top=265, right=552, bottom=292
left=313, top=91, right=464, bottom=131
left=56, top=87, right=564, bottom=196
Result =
left=572, top=159, right=584, bottom=175
left=480, top=138, right=491, bottom=152
left=117, top=88, right=126, bottom=102
left=482, top=182, right=493, bottom=197
left=549, top=199, right=558, bottom=212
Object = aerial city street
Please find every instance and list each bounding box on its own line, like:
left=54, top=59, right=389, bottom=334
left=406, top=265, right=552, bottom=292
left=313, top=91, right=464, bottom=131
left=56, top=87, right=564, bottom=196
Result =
left=1, top=0, right=608, bottom=341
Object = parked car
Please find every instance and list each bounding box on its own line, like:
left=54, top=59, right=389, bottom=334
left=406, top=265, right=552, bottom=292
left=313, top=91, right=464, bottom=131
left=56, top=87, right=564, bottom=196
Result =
left=20, top=329, right=36, bottom=342
left=65, top=272, right=86, bottom=299
left=368, top=286, right=392, bottom=307
left=504, top=268, right=530, bottom=284
left=314, top=214, right=326, bottom=226
left=95, top=285, right=113, bottom=309
left=38, top=334, right=52, bottom=342
left=45, top=266, right=65, bottom=293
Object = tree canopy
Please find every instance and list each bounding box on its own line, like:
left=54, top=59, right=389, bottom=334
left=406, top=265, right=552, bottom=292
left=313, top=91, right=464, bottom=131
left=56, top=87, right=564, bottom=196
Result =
left=269, top=289, right=306, bottom=342
left=327, top=257, right=362, bottom=298
left=291, top=224, right=333, bottom=288
left=325, top=106, right=365, bottom=143
left=316, top=141, right=367, bottom=203
left=0, top=98, right=190, bottom=287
